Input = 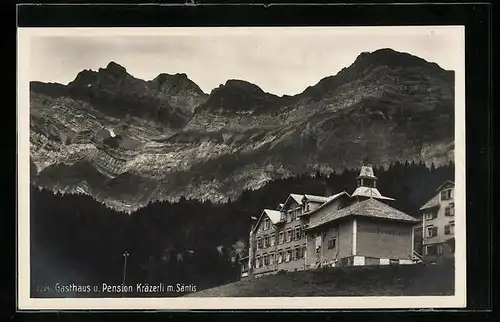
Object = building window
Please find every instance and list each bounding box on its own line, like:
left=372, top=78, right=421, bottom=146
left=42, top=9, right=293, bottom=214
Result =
left=426, top=225, right=438, bottom=237
left=425, top=245, right=437, bottom=256
left=315, top=235, right=322, bottom=250
left=425, top=211, right=437, bottom=220
left=441, top=189, right=453, bottom=201
left=279, top=231, right=284, bottom=244
left=286, top=229, right=292, bottom=242
left=287, top=210, right=292, bottom=223
left=256, top=237, right=262, bottom=249
left=255, top=256, right=261, bottom=268
left=301, top=227, right=307, bottom=238
left=302, top=245, right=307, bottom=258
left=306, top=203, right=310, bottom=211
left=445, top=223, right=455, bottom=235
left=264, top=218, right=270, bottom=230
left=263, top=253, right=269, bottom=266
left=269, top=252, right=275, bottom=265
left=294, top=247, right=301, bottom=260
left=277, top=250, right=283, bottom=264
left=270, top=233, right=276, bottom=246
left=285, top=249, right=292, bottom=262
left=295, top=208, right=301, bottom=220
left=263, top=235, right=269, bottom=248
left=295, top=226, right=301, bottom=240
left=445, top=203, right=455, bottom=216
left=327, top=238, right=336, bottom=250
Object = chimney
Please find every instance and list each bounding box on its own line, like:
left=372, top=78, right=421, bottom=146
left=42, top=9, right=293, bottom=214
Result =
left=325, top=185, right=333, bottom=197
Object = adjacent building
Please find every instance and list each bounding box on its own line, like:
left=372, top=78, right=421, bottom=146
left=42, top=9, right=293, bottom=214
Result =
left=418, top=180, right=455, bottom=264
left=241, top=165, right=420, bottom=279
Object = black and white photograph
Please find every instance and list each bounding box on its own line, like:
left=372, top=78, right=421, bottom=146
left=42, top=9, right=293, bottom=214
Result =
left=17, top=26, right=466, bottom=310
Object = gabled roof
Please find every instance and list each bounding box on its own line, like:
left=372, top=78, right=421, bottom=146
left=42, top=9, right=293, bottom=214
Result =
left=436, top=180, right=455, bottom=192
left=419, top=194, right=440, bottom=211
left=252, top=209, right=283, bottom=232
left=300, top=191, right=351, bottom=217
left=263, top=209, right=282, bottom=224
left=351, top=187, right=395, bottom=201
left=290, top=193, right=305, bottom=205
left=307, top=198, right=418, bottom=230
left=281, top=193, right=305, bottom=209
left=302, top=194, right=330, bottom=203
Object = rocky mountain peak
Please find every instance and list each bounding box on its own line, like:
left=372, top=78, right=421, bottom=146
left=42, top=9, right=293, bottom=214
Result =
left=67, top=62, right=129, bottom=89
left=223, top=79, right=266, bottom=94
left=352, top=48, right=445, bottom=72
left=101, top=61, right=128, bottom=75
left=197, top=79, right=282, bottom=114
left=67, top=69, right=98, bottom=87
left=299, top=48, right=451, bottom=102
left=151, top=73, right=206, bottom=96
left=30, top=48, right=455, bottom=212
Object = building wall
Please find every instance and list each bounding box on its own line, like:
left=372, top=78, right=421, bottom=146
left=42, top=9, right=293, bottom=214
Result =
left=413, top=212, right=424, bottom=255
left=305, top=200, right=322, bottom=212
left=424, top=242, right=455, bottom=263
left=252, top=199, right=308, bottom=276
left=252, top=213, right=277, bottom=276
left=356, top=217, right=414, bottom=260
left=306, top=219, right=354, bottom=267
left=413, top=225, right=423, bottom=254
left=422, top=185, right=455, bottom=248
left=307, top=198, right=344, bottom=229
left=365, top=256, right=381, bottom=266
left=271, top=218, right=308, bottom=273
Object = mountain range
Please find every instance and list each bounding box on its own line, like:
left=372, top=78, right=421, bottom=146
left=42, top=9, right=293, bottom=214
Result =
left=29, top=48, right=455, bottom=212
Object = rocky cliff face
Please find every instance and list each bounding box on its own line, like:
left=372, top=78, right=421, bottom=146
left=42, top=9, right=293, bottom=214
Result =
left=29, top=48, right=455, bottom=212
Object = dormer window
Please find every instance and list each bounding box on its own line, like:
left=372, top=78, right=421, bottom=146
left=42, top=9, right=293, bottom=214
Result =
left=441, top=189, right=453, bottom=201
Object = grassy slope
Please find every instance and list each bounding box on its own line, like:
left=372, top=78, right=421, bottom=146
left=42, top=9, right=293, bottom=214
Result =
left=186, top=262, right=454, bottom=297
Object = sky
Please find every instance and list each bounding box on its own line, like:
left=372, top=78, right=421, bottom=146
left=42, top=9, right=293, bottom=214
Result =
left=27, top=27, right=464, bottom=96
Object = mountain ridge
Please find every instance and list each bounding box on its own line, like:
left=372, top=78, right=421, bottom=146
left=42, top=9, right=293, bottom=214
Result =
left=29, top=48, right=455, bottom=212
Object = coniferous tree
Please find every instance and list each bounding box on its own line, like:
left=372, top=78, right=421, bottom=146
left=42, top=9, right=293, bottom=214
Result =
left=30, top=160, right=456, bottom=296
